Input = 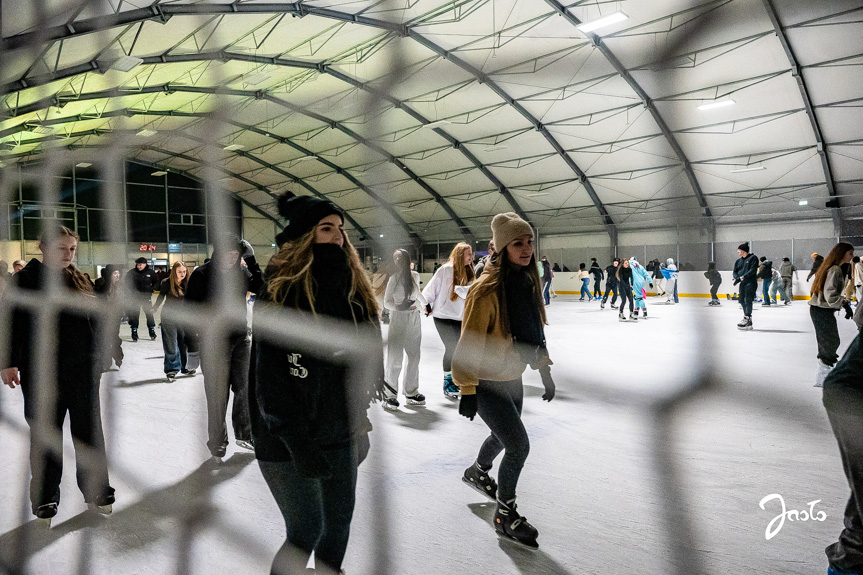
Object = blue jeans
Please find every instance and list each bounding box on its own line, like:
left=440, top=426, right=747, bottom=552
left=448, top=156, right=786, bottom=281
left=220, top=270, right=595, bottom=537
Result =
left=161, top=320, right=187, bottom=374
left=580, top=278, right=591, bottom=299
left=259, top=445, right=358, bottom=574
left=762, top=278, right=772, bottom=304
left=543, top=280, right=551, bottom=305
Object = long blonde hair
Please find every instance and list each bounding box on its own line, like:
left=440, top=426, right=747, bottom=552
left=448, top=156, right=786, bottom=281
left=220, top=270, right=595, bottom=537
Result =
left=448, top=242, right=475, bottom=301
left=38, top=225, right=94, bottom=295
left=169, top=261, right=187, bottom=298
left=265, top=227, right=378, bottom=319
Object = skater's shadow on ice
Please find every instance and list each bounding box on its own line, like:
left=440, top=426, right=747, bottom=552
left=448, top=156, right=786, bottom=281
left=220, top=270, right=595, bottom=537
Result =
left=751, top=329, right=807, bottom=334
left=112, top=377, right=173, bottom=388
left=389, top=408, right=443, bottom=431
left=523, top=385, right=578, bottom=403
left=0, top=454, right=255, bottom=570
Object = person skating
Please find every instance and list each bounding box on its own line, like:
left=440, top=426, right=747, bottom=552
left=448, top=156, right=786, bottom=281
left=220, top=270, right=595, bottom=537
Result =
left=662, top=258, right=678, bottom=304
left=475, top=241, right=495, bottom=277
left=453, top=212, right=555, bottom=550
left=758, top=256, right=774, bottom=306
left=126, top=256, right=158, bottom=341
left=652, top=259, right=665, bottom=297
left=95, top=265, right=125, bottom=370
left=808, top=253, right=824, bottom=282
left=705, top=262, right=722, bottom=305
left=780, top=257, right=798, bottom=304
left=250, top=192, right=382, bottom=575
left=422, top=242, right=475, bottom=399
left=616, top=258, right=635, bottom=321
left=768, top=265, right=787, bottom=306
left=186, top=234, right=263, bottom=459
left=540, top=256, right=553, bottom=306
left=589, top=258, right=603, bottom=300
left=1, top=226, right=115, bottom=526
left=577, top=263, right=592, bottom=301
left=382, top=249, right=427, bottom=410
left=601, top=258, right=620, bottom=309
left=810, top=243, right=855, bottom=387
left=629, top=257, right=653, bottom=318
left=732, top=243, right=759, bottom=330
left=152, top=261, right=191, bottom=382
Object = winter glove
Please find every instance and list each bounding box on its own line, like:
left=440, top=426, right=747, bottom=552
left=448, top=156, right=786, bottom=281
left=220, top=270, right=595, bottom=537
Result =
left=239, top=239, right=255, bottom=258
left=733, top=278, right=741, bottom=286
left=290, top=444, right=332, bottom=479
left=424, top=304, right=433, bottom=317
left=458, top=394, right=477, bottom=421
left=539, top=366, right=555, bottom=402
left=649, top=283, right=654, bottom=289
left=844, top=301, right=854, bottom=320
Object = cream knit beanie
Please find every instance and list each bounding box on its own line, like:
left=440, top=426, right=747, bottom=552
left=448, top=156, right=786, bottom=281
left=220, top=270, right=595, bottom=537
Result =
left=491, top=212, right=533, bottom=254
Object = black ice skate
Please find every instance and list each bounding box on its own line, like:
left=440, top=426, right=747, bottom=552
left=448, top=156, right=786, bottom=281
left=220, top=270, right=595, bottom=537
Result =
left=405, top=393, right=426, bottom=406
left=35, top=503, right=58, bottom=527
left=494, top=499, right=538, bottom=550
left=131, top=328, right=138, bottom=342
left=87, top=492, right=115, bottom=516
left=462, top=463, right=498, bottom=501
left=629, top=312, right=637, bottom=322
left=383, top=397, right=399, bottom=411
left=619, top=312, right=627, bottom=322
left=737, top=316, right=753, bottom=331
left=642, top=310, right=648, bottom=318
left=149, top=328, right=157, bottom=340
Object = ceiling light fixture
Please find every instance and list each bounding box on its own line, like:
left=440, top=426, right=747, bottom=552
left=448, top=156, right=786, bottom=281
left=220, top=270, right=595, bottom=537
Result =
left=223, top=144, right=244, bottom=151
left=295, top=155, right=317, bottom=161
left=151, top=171, right=167, bottom=176
left=423, top=120, right=451, bottom=129
left=243, top=72, right=271, bottom=86
left=697, top=99, right=736, bottom=111
left=730, top=165, right=766, bottom=173
left=110, top=55, right=144, bottom=73
left=798, top=200, right=808, bottom=206
left=526, top=192, right=550, bottom=197
left=76, top=162, right=92, bottom=168
left=576, top=11, right=629, bottom=34
left=136, top=129, right=157, bottom=137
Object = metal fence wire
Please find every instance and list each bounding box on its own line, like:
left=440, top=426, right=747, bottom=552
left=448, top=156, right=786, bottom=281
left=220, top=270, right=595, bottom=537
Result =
left=0, top=1, right=854, bottom=574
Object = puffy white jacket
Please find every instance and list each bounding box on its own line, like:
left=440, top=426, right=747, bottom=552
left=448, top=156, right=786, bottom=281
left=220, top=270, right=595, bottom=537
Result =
left=422, top=262, right=467, bottom=321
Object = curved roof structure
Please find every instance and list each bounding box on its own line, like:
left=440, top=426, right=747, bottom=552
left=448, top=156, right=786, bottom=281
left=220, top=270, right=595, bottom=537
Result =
left=1, top=0, right=861, bottom=243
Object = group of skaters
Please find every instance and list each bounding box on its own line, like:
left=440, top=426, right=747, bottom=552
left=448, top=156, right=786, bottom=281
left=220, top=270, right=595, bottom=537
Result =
left=0, top=201, right=558, bottom=574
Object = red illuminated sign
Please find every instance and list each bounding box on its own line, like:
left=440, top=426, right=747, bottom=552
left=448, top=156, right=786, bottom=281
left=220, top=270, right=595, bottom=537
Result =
left=139, top=244, right=157, bottom=252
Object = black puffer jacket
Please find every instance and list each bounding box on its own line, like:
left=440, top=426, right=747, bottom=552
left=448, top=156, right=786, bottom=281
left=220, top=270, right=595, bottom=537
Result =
left=185, top=255, right=263, bottom=341
left=733, top=253, right=759, bottom=285
left=3, top=259, right=99, bottom=376
left=605, top=264, right=619, bottom=285
left=249, top=244, right=383, bottom=462
left=127, top=264, right=158, bottom=295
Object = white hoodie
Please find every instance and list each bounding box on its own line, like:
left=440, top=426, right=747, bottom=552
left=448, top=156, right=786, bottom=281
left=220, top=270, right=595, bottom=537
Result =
left=666, top=258, right=679, bottom=278
left=422, top=262, right=468, bottom=321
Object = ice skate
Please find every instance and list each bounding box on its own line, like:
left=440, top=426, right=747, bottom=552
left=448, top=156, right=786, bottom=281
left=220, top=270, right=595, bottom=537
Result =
left=815, top=360, right=832, bottom=388
left=619, top=312, right=626, bottom=322
left=642, top=310, right=648, bottom=318
left=494, top=499, right=538, bottom=550
left=737, top=316, right=753, bottom=331
left=88, top=492, right=115, bottom=516
left=383, top=397, right=399, bottom=411
left=443, top=374, right=460, bottom=399
left=35, top=503, right=57, bottom=527
left=149, top=328, right=157, bottom=340
left=236, top=439, right=255, bottom=451
left=166, top=372, right=176, bottom=383
left=610, top=303, right=617, bottom=309
left=405, top=393, right=426, bottom=406
left=462, top=463, right=498, bottom=501
left=600, top=301, right=605, bottom=309
left=131, top=328, right=138, bottom=342
left=629, top=312, right=637, bottom=322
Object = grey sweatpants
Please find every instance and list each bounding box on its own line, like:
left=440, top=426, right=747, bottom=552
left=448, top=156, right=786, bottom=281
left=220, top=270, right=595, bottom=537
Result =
left=385, top=309, right=422, bottom=398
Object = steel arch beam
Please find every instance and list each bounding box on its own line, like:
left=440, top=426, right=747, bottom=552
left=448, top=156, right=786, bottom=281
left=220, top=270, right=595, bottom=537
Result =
left=760, top=0, right=842, bottom=236
left=0, top=3, right=614, bottom=239
left=542, top=0, right=714, bottom=241
left=3, top=84, right=423, bottom=245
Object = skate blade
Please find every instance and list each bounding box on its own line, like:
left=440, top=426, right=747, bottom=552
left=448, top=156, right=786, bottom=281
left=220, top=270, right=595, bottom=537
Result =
left=382, top=403, right=399, bottom=412
left=443, top=393, right=460, bottom=400
left=461, top=476, right=496, bottom=502
left=405, top=399, right=426, bottom=406
left=495, top=530, right=538, bottom=551
left=35, top=517, right=53, bottom=528
left=88, top=503, right=112, bottom=515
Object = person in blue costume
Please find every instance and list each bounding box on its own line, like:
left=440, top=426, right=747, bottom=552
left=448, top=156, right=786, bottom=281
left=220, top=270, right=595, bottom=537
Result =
left=629, top=257, right=654, bottom=319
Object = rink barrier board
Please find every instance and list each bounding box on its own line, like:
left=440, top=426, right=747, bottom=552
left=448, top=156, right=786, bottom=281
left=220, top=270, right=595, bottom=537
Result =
left=552, top=291, right=811, bottom=300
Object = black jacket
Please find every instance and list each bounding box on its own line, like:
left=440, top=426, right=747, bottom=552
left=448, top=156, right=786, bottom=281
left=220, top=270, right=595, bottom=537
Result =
left=733, top=253, right=759, bottom=285
left=757, top=260, right=773, bottom=280
left=3, top=259, right=99, bottom=376
left=589, top=262, right=603, bottom=280
left=127, top=264, right=158, bottom=295
left=704, top=267, right=722, bottom=286
left=249, top=244, right=383, bottom=462
left=185, top=256, right=262, bottom=341
left=616, top=266, right=633, bottom=287
left=541, top=260, right=552, bottom=284
left=605, top=264, right=619, bottom=285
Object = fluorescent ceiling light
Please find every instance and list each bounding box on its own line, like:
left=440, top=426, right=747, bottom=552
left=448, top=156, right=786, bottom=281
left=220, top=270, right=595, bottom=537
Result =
left=697, top=99, right=736, bottom=111
left=151, top=170, right=167, bottom=176
left=295, top=155, right=317, bottom=161
left=223, top=144, right=244, bottom=151
left=799, top=200, right=808, bottom=206
left=526, top=192, right=550, bottom=198
left=730, top=165, right=766, bottom=173
left=137, top=129, right=157, bottom=137
left=243, top=72, right=271, bottom=86
left=76, top=162, right=92, bottom=168
left=399, top=207, right=416, bottom=213
left=111, top=55, right=144, bottom=73
left=483, top=144, right=508, bottom=152
left=423, top=120, right=451, bottom=129
left=379, top=234, right=384, bottom=238
left=576, top=11, right=629, bottom=33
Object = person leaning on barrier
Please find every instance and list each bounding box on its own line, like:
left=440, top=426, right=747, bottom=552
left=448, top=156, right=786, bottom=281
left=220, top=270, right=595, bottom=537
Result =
left=185, top=233, right=263, bottom=460
left=249, top=191, right=383, bottom=575
left=1, top=225, right=115, bottom=526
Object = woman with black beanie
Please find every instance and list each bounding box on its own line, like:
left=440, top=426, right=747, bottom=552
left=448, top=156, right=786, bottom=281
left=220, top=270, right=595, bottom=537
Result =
left=1, top=226, right=115, bottom=526
left=249, top=192, right=383, bottom=575
left=453, top=212, right=555, bottom=550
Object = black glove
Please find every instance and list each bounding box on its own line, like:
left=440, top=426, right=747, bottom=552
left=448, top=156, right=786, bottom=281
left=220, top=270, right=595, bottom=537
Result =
left=424, top=304, right=433, bottom=317
left=649, top=283, right=654, bottom=289
left=239, top=239, right=255, bottom=258
left=539, top=366, right=555, bottom=402
left=459, top=394, right=477, bottom=421
left=289, top=444, right=332, bottom=479
left=733, top=278, right=741, bottom=286
left=844, top=302, right=854, bottom=320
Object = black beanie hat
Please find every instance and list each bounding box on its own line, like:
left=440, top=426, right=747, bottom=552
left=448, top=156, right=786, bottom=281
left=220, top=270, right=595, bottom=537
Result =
left=738, top=242, right=749, bottom=252
left=135, top=257, right=147, bottom=264
left=275, top=192, right=343, bottom=247
left=759, top=256, right=766, bottom=262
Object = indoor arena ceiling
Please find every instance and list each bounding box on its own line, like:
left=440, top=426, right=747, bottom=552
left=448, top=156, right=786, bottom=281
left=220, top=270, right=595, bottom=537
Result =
left=0, top=0, right=862, bottom=244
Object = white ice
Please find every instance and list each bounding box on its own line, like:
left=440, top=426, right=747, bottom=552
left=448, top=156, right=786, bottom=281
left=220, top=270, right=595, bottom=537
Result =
left=0, top=295, right=855, bottom=574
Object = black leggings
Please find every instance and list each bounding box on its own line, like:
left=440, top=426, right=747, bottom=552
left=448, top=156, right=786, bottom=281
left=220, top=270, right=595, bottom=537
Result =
left=710, top=280, right=721, bottom=300
left=603, top=283, right=618, bottom=305
left=619, top=285, right=634, bottom=313
left=476, top=378, right=528, bottom=503
left=433, top=317, right=462, bottom=372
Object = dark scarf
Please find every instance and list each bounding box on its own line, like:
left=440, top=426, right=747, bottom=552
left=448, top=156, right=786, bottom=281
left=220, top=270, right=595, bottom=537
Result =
left=309, top=243, right=367, bottom=323
left=504, top=267, right=546, bottom=365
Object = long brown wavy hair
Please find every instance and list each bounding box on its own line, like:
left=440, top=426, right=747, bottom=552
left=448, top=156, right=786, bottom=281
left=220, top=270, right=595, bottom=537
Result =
left=169, top=261, right=187, bottom=298
left=448, top=242, right=475, bottom=301
left=811, top=242, right=854, bottom=297
left=471, top=245, right=547, bottom=333
left=265, top=226, right=378, bottom=319
left=38, top=225, right=94, bottom=295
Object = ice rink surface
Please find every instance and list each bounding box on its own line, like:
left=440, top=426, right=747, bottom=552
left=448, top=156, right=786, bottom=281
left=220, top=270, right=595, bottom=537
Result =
left=0, top=295, right=858, bottom=575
